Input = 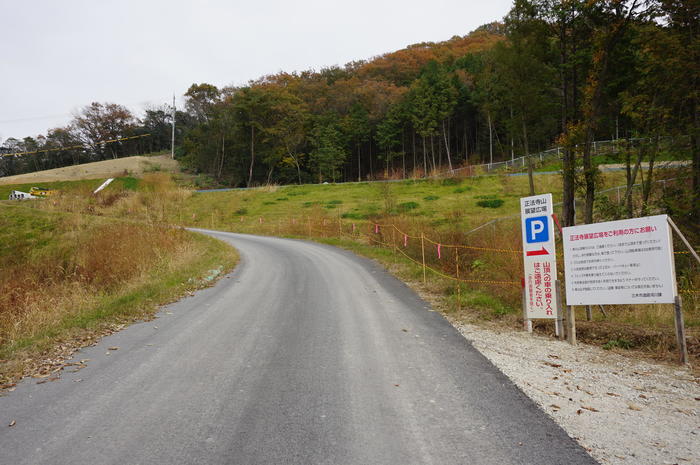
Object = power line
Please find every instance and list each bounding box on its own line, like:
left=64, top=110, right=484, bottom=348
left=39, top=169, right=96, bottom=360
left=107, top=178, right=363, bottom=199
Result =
left=0, top=134, right=151, bottom=158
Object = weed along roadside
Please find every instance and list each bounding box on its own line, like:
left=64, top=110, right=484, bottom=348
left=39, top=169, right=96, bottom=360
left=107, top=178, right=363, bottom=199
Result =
left=0, top=202, right=238, bottom=386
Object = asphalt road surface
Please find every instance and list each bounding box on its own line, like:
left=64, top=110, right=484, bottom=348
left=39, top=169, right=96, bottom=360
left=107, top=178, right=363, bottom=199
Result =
left=0, top=231, right=597, bottom=465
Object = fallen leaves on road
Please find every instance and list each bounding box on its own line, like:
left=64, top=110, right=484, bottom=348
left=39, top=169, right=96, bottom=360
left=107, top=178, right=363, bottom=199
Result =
left=542, top=361, right=562, bottom=368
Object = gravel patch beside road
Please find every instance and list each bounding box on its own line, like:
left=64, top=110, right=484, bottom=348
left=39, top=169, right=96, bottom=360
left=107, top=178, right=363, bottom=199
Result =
left=452, top=321, right=700, bottom=465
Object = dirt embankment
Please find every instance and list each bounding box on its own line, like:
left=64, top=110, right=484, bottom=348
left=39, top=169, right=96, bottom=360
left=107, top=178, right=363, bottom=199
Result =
left=0, top=155, right=179, bottom=185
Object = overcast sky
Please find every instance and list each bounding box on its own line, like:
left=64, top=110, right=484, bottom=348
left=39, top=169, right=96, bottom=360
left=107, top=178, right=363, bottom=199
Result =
left=0, top=0, right=513, bottom=141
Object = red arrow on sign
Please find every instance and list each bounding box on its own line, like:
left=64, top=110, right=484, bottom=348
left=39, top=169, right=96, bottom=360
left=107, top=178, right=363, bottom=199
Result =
left=526, top=247, right=550, bottom=256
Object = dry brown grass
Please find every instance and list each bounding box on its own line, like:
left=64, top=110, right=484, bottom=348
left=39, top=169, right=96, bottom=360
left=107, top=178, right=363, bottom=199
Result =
left=34, top=172, right=192, bottom=224
left=0, top=221, right=191, bottom=355
left=0, top=175, right=237, bottom=384
left=0, top=154, right=179, bottom=185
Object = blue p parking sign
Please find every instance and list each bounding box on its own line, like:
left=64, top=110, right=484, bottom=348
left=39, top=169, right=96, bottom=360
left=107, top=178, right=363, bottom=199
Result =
left=521, top=194, right=558, bottom=320
left=525, top=216, right=549, bottom=243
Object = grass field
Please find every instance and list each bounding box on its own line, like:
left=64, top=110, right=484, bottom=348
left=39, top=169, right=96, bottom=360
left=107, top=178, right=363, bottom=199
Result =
left=178, top=171, right=633, bottom=232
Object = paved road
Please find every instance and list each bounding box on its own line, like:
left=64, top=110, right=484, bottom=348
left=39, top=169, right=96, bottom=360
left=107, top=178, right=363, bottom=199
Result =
left=0, top=231, right=597, bottom=465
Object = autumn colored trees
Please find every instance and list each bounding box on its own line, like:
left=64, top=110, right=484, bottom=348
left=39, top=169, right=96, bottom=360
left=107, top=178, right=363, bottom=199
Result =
left=2, top=0, right=697, bottom=228
left=0, top=102, right=148, bottom=176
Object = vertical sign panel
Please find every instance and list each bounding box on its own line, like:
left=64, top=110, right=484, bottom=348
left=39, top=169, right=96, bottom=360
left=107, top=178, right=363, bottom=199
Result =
left=562, top=215, right=676, bottom=305
left=520, top=193, right=558, bottom=319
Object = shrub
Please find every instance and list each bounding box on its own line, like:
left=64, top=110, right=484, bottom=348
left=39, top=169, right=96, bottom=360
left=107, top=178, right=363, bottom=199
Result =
left=424, top=195, right=439, bottom=201
left=341, top=212, right=368, bottom=220
left=441, top=178, right=462, bottom=186
left=453, top=186, right=473, bottom=193
left=397, top=201, right=419, bottom=212
left=602, top=338, right=633, bottom=350
left=234, top=208, right=248, bottom=215
left=477, top=199, right=504, bottom=208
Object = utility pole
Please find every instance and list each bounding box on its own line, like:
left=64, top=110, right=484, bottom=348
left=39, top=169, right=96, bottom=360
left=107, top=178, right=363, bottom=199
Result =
left=171, top=94, right=176, bottom=159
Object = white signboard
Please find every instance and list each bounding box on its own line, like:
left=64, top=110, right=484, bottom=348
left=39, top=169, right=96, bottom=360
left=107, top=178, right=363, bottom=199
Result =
left=563, top=215, right=676, bottom=305
left=520, top=193, right=558, bottom=319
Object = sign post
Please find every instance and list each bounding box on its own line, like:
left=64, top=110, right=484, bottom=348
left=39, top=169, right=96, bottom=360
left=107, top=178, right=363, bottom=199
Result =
left=562, top=214, right=687, bottom=363
left=520, top=194, right=559, bottom=332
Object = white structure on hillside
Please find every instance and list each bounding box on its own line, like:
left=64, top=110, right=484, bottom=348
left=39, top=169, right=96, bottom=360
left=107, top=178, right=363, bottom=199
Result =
left=8, top=190, right=37, bottom=200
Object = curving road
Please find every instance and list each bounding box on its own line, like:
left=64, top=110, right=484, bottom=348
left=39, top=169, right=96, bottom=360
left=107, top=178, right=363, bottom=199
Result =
left=0, top=231, right=597, bottom=465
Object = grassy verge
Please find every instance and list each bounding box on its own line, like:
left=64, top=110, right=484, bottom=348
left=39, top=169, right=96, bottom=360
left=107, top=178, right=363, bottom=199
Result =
left=0, top=204, right=238, bottom=385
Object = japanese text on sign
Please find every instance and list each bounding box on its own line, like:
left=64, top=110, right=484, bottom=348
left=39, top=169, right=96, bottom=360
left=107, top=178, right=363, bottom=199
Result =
left=521, top=193, right=558, bottom=319
left=563, top=215, right=676, bottom=305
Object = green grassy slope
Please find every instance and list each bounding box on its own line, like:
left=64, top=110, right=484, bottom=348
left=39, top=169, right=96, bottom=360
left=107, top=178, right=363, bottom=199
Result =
left=179, top=171, right=630, bottom=232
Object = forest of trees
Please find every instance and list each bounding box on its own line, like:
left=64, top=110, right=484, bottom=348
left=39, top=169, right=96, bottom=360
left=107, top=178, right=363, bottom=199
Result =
left=1, top=0, right=698, bottom=226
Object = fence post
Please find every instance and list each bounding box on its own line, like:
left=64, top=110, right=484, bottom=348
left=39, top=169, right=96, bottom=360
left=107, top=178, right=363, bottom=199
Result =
left=421, top=232, right=427, bottom=284
left=456, top=248, right=461, bottom=312
left=566, top=304, right=577, bottom=346
left=674, top=296, right=689, bottom=365
left=554, top=279, right=566, bottom=340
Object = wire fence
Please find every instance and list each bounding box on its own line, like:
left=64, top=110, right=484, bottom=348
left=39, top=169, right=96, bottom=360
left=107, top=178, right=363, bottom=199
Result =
left=215, top=205, right=698, bottom=301
left=432, top=135, right=691, bottom=178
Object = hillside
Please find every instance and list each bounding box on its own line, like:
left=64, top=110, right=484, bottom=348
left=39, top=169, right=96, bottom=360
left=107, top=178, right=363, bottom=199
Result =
left=0, top=154, right=179, bottom=185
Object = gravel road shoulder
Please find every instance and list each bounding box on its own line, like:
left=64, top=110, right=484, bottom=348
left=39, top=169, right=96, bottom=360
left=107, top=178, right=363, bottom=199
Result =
left=451, top=320, right=700, bottom=465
